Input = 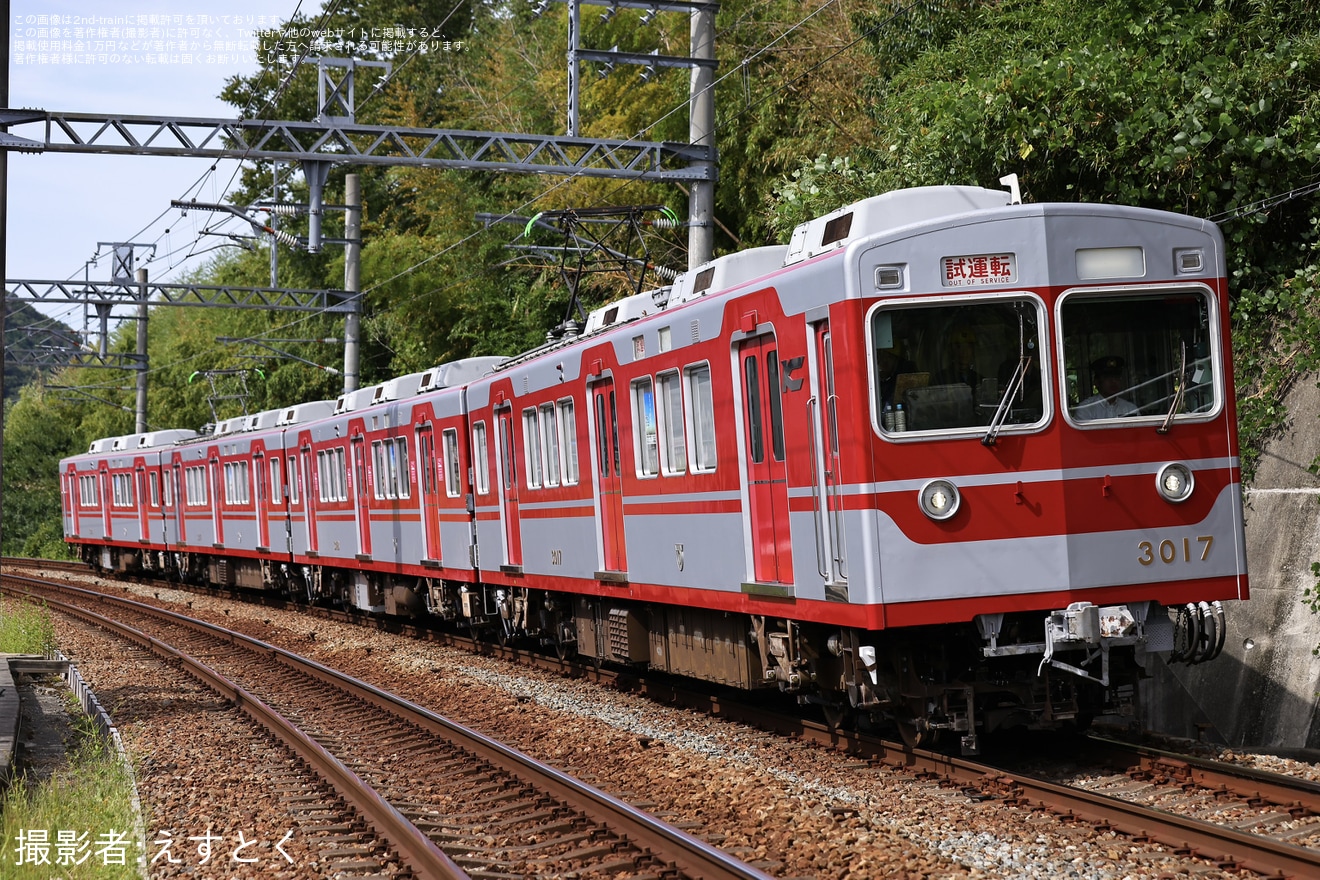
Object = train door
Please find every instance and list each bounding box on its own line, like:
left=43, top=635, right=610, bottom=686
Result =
left=254, top=452, right=271, bottom=551
left=300, top=444, right=318, bottom=554
left=416, top=424, right=442, bottom=563
left=496, top=407, right=523, bottom=568
left=135, top=463, right=150, bottom=540
left=810, top=322, right=848, bottom=591
left=591, top=377, right=627, bottom=573
left=351, top=433, right=372, bottom=559
left=65, top=469, right=78, bottom=537
left=98, top=463, right=111, bottom=537
left=170, top=459, right=185, bottom=546
left=209, top=454, right=225, bottom=546
left=737, top=334, right=794, bottom=584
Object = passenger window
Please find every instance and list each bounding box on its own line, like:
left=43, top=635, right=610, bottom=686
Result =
left=633, top=377, right=659, bottom=477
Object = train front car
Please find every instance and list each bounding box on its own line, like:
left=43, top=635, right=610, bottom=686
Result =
left=803, top=187, right=1248, bottom=752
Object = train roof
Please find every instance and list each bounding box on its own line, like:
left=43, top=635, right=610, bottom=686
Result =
left=784, top=185, right=1013, bottom=266
left=277, top=400, right=337, bottom=427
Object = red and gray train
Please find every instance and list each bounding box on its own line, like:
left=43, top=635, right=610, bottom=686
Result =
left=60, top=183, right=1248, bottom=752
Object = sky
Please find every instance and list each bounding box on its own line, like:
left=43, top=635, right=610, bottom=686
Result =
left=5, top=0, right=317, bottom=335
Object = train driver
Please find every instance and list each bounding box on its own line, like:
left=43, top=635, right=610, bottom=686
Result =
left=1074, top=355, right=1139, bottom=420
left=876, top=345, right=918, bottom=408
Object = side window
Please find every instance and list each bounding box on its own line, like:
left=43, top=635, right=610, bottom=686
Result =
left=540, top=403, right=560, bottom=487
left=472, top=421, right=490, bottom=495
left=522, top=408, right=543, bottom=489
left=370, top=438, right=410, bottom=500
left=186, top=465, right=208, bottom=506
left=288, top=456, right=300, bottom=504
left=372, top=440, right=387, bottom=499
left=685, top=363, right=717, bottom=472
left=270, top=456, right=283, bottom=502
left=149, top=472, right=160, bottom=506
left=395, top=438, right=410, bottom=499
left=557, top=399, right=579, bottom=485
left=417, top=429, right=435, bottom=497
left=80, top=474, right=98, bottom=506
left=657, top=371, right=686, bottom=475
left=632, top=376, right=659, bottom=477
left=442, top=428, right=461, bottom=498
left=335, top=447, right=348, bottom=501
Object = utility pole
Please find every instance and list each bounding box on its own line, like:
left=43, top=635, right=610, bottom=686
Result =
left=343, top=173, right=361, bottom=394
left=0, top=0, right=10, bottom=554
left=558, top=0, right=719, bottom=267
left=135, top=268, right=149, bottom=432
left=688, top=4, right=716, bottom=268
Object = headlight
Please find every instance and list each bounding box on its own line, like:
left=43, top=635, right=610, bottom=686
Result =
left=919, top=479, right=961, bottom=521
left=1156, top=462, right=1194, bottom=503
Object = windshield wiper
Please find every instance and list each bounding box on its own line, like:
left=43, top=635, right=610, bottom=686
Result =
left=983, top=308, right=1031, bottom=447
left=982, top=354, right=1030, bottom=446
left=1157, top=340, right=1187, bottom=435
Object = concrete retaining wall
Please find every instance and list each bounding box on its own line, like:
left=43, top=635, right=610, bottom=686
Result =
left=1143, top=374, right=1320, bottom=748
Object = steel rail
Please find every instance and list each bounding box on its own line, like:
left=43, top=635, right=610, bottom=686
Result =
left=4, top=573, right=774, bottom=880
left=1084, top=735, right=1320, bottom=814
left=21, top=560, right=1315, bottom=876
left=3, top=581, right=467, bottom=880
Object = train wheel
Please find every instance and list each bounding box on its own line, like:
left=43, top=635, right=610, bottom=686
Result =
left=821, top=703, right=850, bottom=730
left=894, top=699, right=939, bottom=750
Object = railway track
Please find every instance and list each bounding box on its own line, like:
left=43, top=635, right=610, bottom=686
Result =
left=13, top=557, right=1320, bottom=878
left=1, top=568, right=772, bottom=880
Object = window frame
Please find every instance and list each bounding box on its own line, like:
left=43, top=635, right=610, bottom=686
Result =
left=684, top=362, right=717, bottom=473
left=472, top=421, right=490, bottom=496
left=557, top=398, right=579, bottom=486
left=864, top=291, right=1051, bottom=441
left=632, top=376, right=660, bottom=478
left=1056, top=283, right=1223, bottom=430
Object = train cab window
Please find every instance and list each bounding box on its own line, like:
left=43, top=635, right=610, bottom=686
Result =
left=685, top=363, right=717, bottom=472
left=869, top=296, right=1047, bottom=436
left=557, top=399, right=579, bottom=485
left=632, top=377, right=659, bottom=477
left=472, top=421, right=491, bottom=495
left=1060, top=287, right=1218, bottom=426
left=442, top=428, right=462, bottom=497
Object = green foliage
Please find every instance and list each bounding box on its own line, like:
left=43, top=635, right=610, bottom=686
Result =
left=10, top=0, right=1320, bottom=564
left=1, top=385, right=81, bottom=559
left=769, top=0, right=1320, bottom=481
left=0, top=600, right=57, bottom=655
left=0, top=685, right=139, bottom=880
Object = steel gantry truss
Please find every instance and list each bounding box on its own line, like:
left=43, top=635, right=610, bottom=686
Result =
left=5, top=279, right=355, bottom=313
left=0, top=109, right=713, bottom=181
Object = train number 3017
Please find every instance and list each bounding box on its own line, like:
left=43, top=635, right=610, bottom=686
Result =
left=1138, top=535, right=1213, bottom=566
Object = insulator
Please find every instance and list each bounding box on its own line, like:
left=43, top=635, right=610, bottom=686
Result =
left=269, top=228, right=302, bottom=249
left=651, top=265, right=680, bottom=281
left=647, top=218, right=681, bottom=229
left=264, top=203, right=305, bottom=216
